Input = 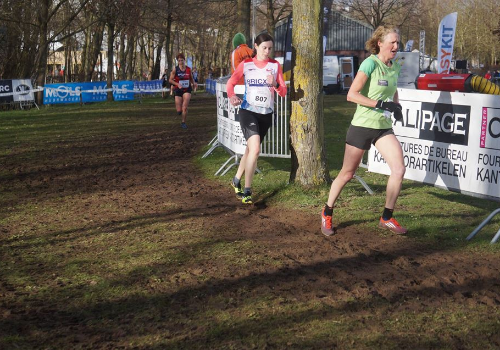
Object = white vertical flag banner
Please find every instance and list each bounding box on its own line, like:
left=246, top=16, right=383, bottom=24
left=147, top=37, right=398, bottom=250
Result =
left=419, top=30, right=426, bottom=71
left=437, top=12, right=458, bottom=74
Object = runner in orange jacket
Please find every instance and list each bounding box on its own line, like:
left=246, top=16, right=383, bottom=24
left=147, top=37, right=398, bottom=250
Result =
left=230, top=33, right=253, bottom=85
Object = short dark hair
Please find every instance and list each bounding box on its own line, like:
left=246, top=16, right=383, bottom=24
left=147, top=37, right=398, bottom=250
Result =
left=176, top=53, right=185, bottom=60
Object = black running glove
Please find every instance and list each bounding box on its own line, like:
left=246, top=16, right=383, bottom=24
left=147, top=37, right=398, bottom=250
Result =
left=376, top=100, right=403, bottom=121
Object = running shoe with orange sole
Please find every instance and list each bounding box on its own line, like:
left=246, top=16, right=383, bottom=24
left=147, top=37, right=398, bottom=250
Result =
left=378, top=217, right=408, bottom=234
left=321, top=210, right=335, bottom=236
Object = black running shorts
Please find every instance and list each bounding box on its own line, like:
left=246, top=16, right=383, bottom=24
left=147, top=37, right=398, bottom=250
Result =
left=345, top=124, right=394, bottom=150
left=174, top=87, right=192, bottom=97
left=238, top=108, right=273, bottom=142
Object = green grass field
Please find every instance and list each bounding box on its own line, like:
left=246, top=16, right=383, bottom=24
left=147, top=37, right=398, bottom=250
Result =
left=1, top=94, right=500, bottom=349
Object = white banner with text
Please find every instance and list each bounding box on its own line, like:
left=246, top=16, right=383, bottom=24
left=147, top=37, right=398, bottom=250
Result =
left=368, top=88, right=500, bottom=200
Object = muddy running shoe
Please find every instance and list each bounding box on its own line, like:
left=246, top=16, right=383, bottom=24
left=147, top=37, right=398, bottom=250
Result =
left=241, top=194, right=253, bottom=204
left=230, top=180, right=244, bottom=199
left=181, top=122, right=188, bottom=129
left=321, top=210, right=335, bottom=236
left=378, top=217, right=408, bottom=235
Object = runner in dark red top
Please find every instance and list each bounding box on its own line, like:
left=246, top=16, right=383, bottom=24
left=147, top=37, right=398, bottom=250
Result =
left=168, top=53, right=198, bottom=129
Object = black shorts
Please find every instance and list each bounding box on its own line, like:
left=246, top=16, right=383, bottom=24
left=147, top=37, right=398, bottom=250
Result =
left=174, top=87, right=192, bottom=97
left=345, top=124, right=394, bottom=150
left=238, top=108, right=273, bottom=142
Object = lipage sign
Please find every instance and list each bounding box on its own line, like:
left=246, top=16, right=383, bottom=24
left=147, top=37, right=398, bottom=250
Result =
left=368, top=89, right=500, bottom=200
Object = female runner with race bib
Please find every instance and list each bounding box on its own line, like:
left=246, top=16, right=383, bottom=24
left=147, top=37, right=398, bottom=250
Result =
left=227, top=33, right=287, bottom=204
left=169, top=53, right=197, bottom=129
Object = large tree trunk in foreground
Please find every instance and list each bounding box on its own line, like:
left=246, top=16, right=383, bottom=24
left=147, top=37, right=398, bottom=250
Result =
left=289, top=0, right=330, bottom=186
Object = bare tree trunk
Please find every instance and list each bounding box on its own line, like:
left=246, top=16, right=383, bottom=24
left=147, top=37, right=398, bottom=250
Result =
left=126, top=34, right=135, bottom=80
left=165, top=13, right=173, bottom=72
left=118, top=33, right=126, bottom=80
left=153, top=34, right=164, bottom=80
left=34, top=0, right=50, bottom=105
left=266, top=0, right=276, bottom=40
left=82, top=21, right=105, bottom=82
left=289, top=0, right=330, bottom=186
left=64, top=38, right=71, bottom=82
left=147, top=33, right=154, bottom=80
left=106, top=22, right=115, bottom=101
left=139, top=34, right=146, bottom=79
left=237, top=0, right=251, bottom=40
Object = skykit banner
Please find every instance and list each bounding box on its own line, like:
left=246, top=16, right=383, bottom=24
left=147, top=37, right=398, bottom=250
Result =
left=437, top=12, right=458, bottom=74
left=368, top=88, right=500, bottom=201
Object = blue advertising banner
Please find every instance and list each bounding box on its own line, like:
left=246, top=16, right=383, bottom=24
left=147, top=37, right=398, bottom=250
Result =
left=81, top=81, right=135, bottom=102
left=113, top=81, right=135, bottom=101
left=134, top=79, right=162, bottom=95
left=43, top=80, right=161, bottom=105
left=43, top=83, right=82, bottom=104
left=80, top=82, right=107, bottom=103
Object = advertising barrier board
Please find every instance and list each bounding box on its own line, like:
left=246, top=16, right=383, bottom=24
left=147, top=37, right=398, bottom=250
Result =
left=43, top=81, right=138, bottom=104
left=216, top=81, right=247, bottom=155
left=215, top=78, right=290, bottom=162
left=0, top=79, right=35, bottom=104
left=368, top=88, right=500, bottom=201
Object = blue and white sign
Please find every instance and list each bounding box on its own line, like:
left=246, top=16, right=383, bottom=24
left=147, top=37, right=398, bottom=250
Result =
left=113, top=80, right=135, bottom=101
left=134, top=80, right=162, bottom=95
left=81, top=82, right=107, bottom=103
left=43, top=83, right=82, bottom=104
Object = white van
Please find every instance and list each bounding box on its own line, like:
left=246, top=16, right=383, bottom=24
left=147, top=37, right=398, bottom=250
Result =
left=323, top=55, right=339, bottom=93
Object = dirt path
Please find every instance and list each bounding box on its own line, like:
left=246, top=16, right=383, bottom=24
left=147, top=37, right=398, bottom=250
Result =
left=2, top=96, right=500, bottom=348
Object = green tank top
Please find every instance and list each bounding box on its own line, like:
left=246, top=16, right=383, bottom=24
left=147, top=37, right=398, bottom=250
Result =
left=351, top=54, right=401, bottom=129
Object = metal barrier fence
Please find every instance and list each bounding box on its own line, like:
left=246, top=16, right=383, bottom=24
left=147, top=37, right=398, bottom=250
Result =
left=203, top=79, right=290, bottom=176
left=261, top=90, right=290, bottom=158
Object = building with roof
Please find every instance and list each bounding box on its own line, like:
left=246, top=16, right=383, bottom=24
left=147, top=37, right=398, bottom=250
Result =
left=273, top=9, right=374, bottom=78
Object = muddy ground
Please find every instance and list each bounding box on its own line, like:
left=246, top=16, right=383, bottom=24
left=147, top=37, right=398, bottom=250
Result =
left=1, top=95, right=500, bottom=349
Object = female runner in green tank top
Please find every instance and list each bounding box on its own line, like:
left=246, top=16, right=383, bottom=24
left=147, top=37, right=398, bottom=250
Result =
left=321, top=25, right=408, bottom=236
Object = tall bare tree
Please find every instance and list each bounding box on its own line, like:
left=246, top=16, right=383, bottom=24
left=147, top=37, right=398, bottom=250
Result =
left=289, top=0, right=330, bottom=186
left=237, top=0, right=251, bottom=40
left=256, top=0, right=292, bottom=38
left=335, top=0, right=415, bottom=29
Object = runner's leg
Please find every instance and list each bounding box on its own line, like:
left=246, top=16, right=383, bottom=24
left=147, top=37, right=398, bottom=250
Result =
left=326, top=144, right=365, bottom=207
left=235, top=146, right=248, bottom=181
left=374, top=134, right=405, bottom=209
left=175, top=95, right=183, bottom=117
left=243, top=134, right=261, bottom=190
left=181, top=93, right=191, bottom=124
